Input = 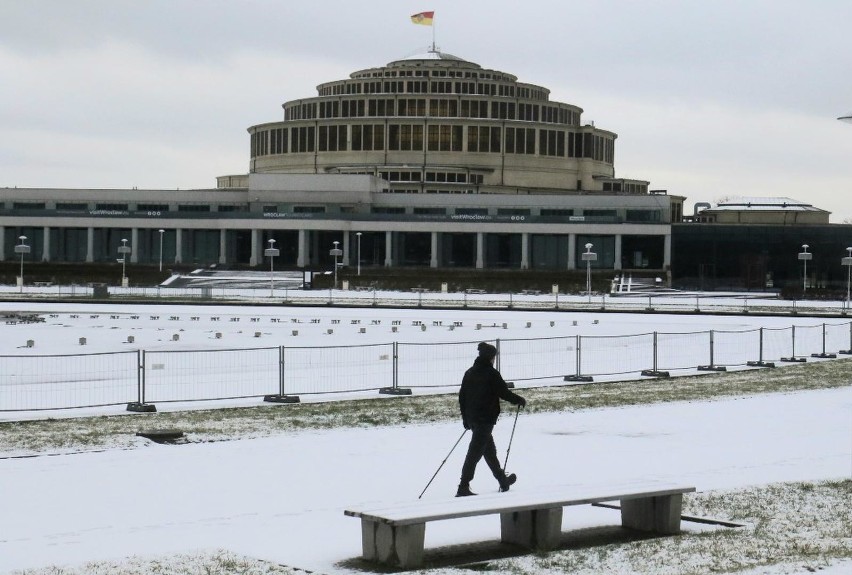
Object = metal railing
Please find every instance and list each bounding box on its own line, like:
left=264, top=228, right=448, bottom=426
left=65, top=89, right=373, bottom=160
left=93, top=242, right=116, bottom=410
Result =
left=2, top=321, right=850, bottom=413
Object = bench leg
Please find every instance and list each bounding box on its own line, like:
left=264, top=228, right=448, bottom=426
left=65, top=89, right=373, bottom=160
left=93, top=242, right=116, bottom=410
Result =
left=361, top=519, right=426, bottom=568
left=500, top=507, right=562, bottom=550
left=621, top=494, right=683, bottom=535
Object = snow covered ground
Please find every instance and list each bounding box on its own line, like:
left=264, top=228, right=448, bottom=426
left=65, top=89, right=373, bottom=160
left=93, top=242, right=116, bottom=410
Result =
left=1, top=388, right=849, bottom=574
left=1, top=299, right=850, bottom=574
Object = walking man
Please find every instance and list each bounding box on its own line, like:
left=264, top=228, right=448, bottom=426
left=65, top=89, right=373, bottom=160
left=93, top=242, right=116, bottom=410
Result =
left=457, top=341, right=527, bottom=497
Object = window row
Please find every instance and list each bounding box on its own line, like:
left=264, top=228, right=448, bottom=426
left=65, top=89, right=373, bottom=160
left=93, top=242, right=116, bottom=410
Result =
left=289, top=98, right=579, bottom=125
left=252, top=125, right=614, bottom=163
left=318, top=78, right=546, bottom=100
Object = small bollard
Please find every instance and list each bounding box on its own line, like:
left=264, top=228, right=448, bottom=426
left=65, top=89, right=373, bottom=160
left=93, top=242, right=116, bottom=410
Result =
left=127, top=336, right=135, bottom=344
left=420, top=324, right=427, bottom=331
left=215, top=332, right=222, bottom=339
left=172, top=334, right=180, bottom=341
left=26, top=339, right=34, bottom=348
left=292, top=330, right=298, bottom=336
left=79, top=337, right=87, bottom=346
left=254, top=332, right=261, bottom=338
left=392, top=326, right=398, bottom=333
left=327, top=329, right=333, bottom=335
left=359, top=327, right=366, bottom=334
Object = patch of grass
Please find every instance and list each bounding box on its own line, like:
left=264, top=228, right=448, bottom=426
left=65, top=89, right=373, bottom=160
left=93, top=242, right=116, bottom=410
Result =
left=2, top=358, right=850, bottom=456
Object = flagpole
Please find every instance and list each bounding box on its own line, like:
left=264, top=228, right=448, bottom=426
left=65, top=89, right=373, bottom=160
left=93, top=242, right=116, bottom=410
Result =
left=432, top=15, right=436, bottom=52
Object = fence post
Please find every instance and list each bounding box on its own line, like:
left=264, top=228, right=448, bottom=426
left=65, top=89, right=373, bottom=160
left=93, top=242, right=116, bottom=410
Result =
left=698, top=329, right=726, bottom=371
left=263, top=346, right=300, bottom=403
left=641, top=331, right=670, bottom=377
left=380, top=341, right=411, bottom=395
left=781, top=325, right=806, bottom=362
left=811, top=323, right=837, bottom=359
left=126, top=349, right=156, bottom=412
left=748, top=327, right=776, bottom=367
left=841, top=321, right=852, bottom=355
left=564, top=335, right=592, bottom=382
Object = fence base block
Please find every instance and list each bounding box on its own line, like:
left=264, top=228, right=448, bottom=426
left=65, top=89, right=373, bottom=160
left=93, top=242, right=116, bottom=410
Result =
left=780, top=357, right=807, bottom=363
left=126, top=402, right=157, bottom=413
left=564, top=375, right=594, bottom=382
left=839, top=350, right=852, bottom=355
left=264, top=394, right=301, bottom=404
left=747, top=361, right=776, bottom=368
left=697, top=365, right=727, bottom=372
left=505, top=381, right=516, bottom=388
left=379, top=387, right=412, bottom=396
left=810, top=353, right=837, bottom=359
left=640, top=370, right=670, bottom=378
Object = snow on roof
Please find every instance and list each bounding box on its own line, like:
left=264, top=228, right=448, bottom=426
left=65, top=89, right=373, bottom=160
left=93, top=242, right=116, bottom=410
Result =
left=395, top=48, right=468, bottom=62
left=710, top=197, right=825, bottom=212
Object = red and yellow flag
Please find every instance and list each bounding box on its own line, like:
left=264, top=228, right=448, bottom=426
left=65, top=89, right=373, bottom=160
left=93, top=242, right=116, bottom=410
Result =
left=411, top=11, right=434, bottom=26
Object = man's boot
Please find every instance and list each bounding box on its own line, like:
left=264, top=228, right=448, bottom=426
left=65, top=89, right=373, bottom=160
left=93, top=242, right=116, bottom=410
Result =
left=498, top=473, right=517, bottom=493
left=456, top=483, right=477, bottom=497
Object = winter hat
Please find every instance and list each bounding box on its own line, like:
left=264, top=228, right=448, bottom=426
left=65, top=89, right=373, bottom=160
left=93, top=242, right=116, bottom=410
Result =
left=478, top=341, right=497, bottom=360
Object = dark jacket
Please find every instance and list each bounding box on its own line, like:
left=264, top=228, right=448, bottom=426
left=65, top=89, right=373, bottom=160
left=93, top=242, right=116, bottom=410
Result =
left=459, top=357, right=524, bottom=427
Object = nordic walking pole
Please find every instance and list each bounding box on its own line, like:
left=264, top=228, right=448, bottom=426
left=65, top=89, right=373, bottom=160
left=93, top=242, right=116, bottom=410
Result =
left=419, top=429, right=468, bottom=499
left=503, top=404, right=521, bottom=471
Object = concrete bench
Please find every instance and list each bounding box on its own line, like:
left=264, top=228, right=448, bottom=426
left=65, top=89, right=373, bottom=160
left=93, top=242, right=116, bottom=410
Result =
left=344, top=481, right=695, bottom=568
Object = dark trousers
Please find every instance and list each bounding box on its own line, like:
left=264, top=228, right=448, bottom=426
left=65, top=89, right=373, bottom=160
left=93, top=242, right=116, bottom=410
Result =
left=460, top=424, right=504, bottom=485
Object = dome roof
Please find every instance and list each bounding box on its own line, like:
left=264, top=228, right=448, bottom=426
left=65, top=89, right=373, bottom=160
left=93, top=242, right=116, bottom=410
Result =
left=387, top=48, right=480, bottom=69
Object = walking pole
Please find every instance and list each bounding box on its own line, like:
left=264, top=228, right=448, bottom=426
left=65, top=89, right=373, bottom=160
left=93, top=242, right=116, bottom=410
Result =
left=503, top=404, right=521, bottom=471
left=418, top=429, right=468, bottom=499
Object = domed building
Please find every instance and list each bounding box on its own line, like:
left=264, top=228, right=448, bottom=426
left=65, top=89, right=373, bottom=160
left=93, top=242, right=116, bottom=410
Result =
left=1, top=48, right=682, bottom=274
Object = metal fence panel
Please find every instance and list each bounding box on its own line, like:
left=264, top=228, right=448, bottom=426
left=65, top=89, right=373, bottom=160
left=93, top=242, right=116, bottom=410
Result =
left=579, top=333, right=655, bottom=377
left=713, top=329, right=760, bottom=367
left=397, top=340, right=478, bottom=389
left=825, top=322, right=852, bottom=353
left=143, top=347, right=279, bottom=402
left=792, top=325, right=825, bottom=358
left=0, top=351, right=137, bottom=411
left=499, top=336, right=577, bottom=383
left=282, top=343, right=394, bottom=394
left=762, top=327, right=793, bottom=361
left=657, top=331, right=711, bottom=371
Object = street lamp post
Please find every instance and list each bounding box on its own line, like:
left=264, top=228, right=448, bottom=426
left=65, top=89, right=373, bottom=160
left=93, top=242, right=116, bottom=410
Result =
left=842, top=247, right=852, bottom=310
left=798, top=244, right=812, bottom=293
left=356, top=232, right=362, bottom=276
left=264, top=239, right=279, bottom=297
left=14, top=236, right=30, bottom=293
left=158, top=229, right=165, bottom=272
left=118, top=238, right=131, bottom=287
left=581, top=242, right=597, bottom=303
left=330, top=240, right=342, bottom=289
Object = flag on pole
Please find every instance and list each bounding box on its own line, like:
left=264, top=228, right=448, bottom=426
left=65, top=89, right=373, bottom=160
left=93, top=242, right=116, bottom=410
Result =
left=411, top=11, right=434, bottom=26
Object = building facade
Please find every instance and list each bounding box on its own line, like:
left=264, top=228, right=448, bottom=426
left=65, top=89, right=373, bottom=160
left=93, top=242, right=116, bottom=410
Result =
left=1, top=49, right=682, bottom=274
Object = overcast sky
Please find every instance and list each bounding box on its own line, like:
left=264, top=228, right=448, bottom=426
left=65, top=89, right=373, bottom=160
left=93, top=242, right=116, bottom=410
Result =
left=2, top=0, right=851, bottom=222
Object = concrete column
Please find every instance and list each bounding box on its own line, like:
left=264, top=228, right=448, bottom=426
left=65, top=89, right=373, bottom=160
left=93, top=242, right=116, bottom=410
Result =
left=249, top=229, right=259, bottom=266
left=567, top=234, right=577, bottom=270
left=297, top=229, right=307, bottom=268
left=476, top=232, right=484, bottom=269
left=430, top=232, right=439, bottom=268
left=520, top=232, right=529, bottom=269
left=130, top=228, right=139, bottom=263
left=343, top=232, right=350, bottom=266
left=0, top=226, right=5, bottom=261
left=614, top=234, right=622, bottom=271
left=86, top=228, right=94, bottom=262
left=664, top=233, right=672, bottom=269
left=175, top=229, right=183, bottom=264
left=219, top=230, right=227, bottom=264
left=41, top=227, right=50, bottom=262
left=384, top=231, right=393, bottom=267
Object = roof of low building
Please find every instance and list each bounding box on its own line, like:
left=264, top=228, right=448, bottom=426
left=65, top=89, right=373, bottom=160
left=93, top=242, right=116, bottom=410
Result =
left=707, top=197, right=828, bottom=213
